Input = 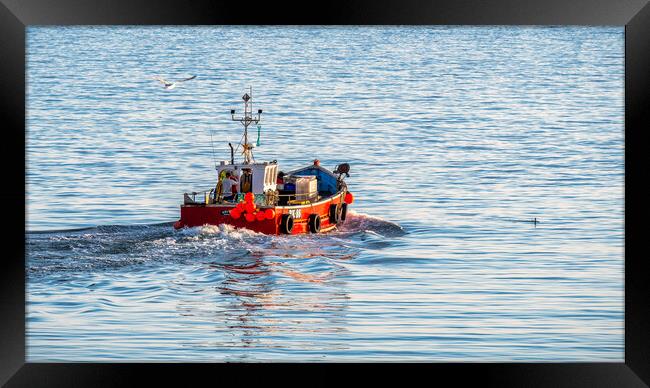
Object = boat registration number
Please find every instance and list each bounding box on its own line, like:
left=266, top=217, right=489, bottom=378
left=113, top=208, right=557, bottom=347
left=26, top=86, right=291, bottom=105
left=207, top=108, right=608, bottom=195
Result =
left=289, top=208, right=302, bottom=219
left=221, top=210, right=230, bottom=216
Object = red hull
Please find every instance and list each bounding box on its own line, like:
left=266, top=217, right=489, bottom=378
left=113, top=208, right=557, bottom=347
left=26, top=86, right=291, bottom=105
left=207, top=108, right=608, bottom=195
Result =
left=174, top=192, right=345, bottom=235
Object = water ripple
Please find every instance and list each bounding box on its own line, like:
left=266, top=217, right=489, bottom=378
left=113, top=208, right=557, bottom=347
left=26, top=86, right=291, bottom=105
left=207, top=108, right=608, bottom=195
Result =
left=26, top=26, right=623, bottom=362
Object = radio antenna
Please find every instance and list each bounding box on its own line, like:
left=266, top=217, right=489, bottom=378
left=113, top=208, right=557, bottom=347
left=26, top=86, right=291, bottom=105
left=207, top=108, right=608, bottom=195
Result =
left=230, top=86, right=262, bottom=164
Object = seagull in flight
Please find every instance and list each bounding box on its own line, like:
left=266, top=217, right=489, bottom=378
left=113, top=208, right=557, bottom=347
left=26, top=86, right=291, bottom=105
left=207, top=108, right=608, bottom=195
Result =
left=153, top=75, right=197, bottom=90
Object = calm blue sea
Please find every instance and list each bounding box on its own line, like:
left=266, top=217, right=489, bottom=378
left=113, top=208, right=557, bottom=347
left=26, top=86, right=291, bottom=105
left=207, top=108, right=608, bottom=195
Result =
left=26, top=26, right=624, bottom=361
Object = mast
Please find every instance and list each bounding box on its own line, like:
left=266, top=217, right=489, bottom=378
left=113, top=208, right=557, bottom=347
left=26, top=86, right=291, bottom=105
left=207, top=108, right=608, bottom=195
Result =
left=230, top=86, right=262, bottom=164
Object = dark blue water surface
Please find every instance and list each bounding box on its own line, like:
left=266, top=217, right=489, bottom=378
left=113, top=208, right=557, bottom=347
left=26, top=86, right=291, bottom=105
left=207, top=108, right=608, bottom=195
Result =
left=26, top=26, right=623, bottom=361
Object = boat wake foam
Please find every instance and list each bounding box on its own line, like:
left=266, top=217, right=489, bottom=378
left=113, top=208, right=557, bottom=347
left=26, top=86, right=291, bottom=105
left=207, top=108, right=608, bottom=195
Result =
left=27, top=212, right=405, bottom=275
left=336, top=210, right=405, bottom=237
left=176, top=210, right=404, bottom=239
left=197, top=223, right=265, bottom=238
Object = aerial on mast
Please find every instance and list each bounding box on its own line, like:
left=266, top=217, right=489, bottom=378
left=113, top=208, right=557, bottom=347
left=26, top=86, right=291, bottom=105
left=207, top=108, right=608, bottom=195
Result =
left=230, top=86, right=262, bottom=164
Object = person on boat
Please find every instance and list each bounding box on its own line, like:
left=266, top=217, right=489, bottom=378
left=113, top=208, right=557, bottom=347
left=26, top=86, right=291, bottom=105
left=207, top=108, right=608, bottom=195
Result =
left=214, top=169, right=227, bottom=202
left=222, top=171, right=238, bottom=201
left=240, top=168, right=253, bottom=193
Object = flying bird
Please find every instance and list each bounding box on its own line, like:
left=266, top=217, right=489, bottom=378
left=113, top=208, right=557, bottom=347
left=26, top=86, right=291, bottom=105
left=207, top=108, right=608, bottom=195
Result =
left=153, top=75, right=197, bottom=89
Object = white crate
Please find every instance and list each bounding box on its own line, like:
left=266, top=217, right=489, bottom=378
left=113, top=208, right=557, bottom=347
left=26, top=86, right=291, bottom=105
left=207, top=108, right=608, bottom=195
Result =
left=295, top=175, right=317, bottom=200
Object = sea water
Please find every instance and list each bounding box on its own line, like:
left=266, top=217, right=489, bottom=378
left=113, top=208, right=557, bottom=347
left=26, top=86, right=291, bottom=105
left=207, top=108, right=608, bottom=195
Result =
left=26, top=26, right=624, bottom=361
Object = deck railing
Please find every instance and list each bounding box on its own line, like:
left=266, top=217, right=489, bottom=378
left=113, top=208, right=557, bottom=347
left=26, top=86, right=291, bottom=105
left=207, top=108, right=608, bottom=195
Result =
left=184, top=190, right=324, bottom=206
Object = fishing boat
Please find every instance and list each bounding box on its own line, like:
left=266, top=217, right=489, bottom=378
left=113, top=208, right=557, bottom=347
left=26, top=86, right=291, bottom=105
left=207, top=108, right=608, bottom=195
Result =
left=173, top=88, right=354, bottom=234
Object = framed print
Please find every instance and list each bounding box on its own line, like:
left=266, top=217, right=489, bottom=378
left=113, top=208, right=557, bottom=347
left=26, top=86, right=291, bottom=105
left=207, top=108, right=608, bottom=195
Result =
left=1, top=0, right=648, bottom=386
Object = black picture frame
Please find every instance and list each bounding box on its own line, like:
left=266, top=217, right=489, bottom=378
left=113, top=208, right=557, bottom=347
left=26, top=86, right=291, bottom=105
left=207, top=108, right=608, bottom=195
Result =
left=2, top=0, right=648, bottom=386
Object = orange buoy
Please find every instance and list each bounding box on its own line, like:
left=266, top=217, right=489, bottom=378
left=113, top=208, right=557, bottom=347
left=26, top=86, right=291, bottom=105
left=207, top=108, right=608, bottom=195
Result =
left=230, top=208, right=241, bottom=219
left=245, top=213, right=255, bottom=222
left=236, top=202, right=245, bottom=211
left=245, top=202, right=256, bottom=213
left=245, top=192, right=255, bottom=203
left=256, top=211, right=266, bottom=221
left=344, top=192, right=354, bottom=204
left=264, top=209, right=275, bottom=219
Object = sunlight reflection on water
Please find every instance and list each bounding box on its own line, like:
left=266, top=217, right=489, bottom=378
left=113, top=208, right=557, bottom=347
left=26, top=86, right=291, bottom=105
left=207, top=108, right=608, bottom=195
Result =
left=27, top=26, right=623, bottom=361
